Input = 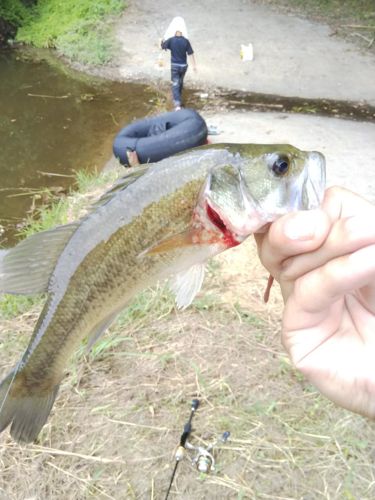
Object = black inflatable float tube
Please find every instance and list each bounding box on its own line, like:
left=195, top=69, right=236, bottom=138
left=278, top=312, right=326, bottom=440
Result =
left=113, top=108, right=208, bottom=166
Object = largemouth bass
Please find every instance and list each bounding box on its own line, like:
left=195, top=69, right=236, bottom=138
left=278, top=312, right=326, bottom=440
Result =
left=0, top=143, right=325, bottom=443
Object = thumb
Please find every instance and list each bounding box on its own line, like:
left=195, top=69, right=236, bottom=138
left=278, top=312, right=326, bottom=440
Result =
left=255, top=210, right=330, bottom=282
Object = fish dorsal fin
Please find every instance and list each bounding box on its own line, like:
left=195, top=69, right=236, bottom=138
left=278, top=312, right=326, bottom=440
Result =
left=169, top=263, right=205, bottom=310
left=0, top=222, right=79, bottom=295
left=90, top=166, right=150, bottom=211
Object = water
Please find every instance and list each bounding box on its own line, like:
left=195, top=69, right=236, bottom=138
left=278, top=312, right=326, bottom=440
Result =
left=211, top=90, right=375, bottom=122
left=0, top=49, right=156, bottom=246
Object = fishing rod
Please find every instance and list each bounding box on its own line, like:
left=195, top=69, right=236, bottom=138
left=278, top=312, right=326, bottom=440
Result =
left=165, top=398, right=200, bottom=500
left=164, top=399, right=230, bottom=499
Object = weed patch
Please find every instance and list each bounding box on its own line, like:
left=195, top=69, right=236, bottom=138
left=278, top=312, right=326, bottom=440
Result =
left=17, top=0, right=126, bottom=64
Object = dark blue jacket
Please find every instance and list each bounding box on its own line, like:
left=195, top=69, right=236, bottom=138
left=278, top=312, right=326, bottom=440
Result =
left=161, top=36, right=193, bottom=65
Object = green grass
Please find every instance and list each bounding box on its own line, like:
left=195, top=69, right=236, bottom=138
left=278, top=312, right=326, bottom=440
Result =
left=20, top=196, right=71, bottom=238
left=76, top=284, right=176, bottom=362
left=17, top=0, right=126, bottom=65
left=19, top=168, right=118, bottom=237
left=0, top=294, right=43, bottom=320
left=55, top=21, right=120, bottom=65
left=74, top=168, right=118, bottom=193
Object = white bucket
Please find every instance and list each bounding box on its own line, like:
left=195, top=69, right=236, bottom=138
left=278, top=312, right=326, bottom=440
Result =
left=240, top=43, right=254, bottom=61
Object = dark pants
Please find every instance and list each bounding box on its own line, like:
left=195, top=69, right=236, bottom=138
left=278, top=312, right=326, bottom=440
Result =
left=171, top=64, right=187, bottom=107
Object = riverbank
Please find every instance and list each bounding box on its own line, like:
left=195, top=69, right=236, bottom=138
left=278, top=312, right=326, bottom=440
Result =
left=89, top=0, right=375, bottom=105
left=95, top=0, right=375, bottom=202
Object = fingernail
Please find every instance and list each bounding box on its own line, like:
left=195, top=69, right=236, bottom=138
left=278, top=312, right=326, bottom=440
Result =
left=284, top=211, right=319, bottom=240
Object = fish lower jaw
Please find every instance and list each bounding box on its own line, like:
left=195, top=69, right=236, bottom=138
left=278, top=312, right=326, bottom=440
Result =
left=224, top=214, right=269, bottom=239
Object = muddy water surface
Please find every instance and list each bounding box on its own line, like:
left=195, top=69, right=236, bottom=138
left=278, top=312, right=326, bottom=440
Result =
left=0, top=49, right=156, bottom=245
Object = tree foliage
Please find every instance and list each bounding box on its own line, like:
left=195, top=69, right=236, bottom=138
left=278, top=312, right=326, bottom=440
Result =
left=0, top=0, right=33, bottom=27
left=0, top=0, right=126, bottom=64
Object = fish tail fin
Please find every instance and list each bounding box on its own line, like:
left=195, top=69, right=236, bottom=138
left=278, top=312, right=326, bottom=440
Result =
left=0, top=370, right=59, bottom=443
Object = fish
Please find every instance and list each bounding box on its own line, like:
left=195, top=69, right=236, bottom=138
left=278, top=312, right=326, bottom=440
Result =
left=0, top=143, right=326, bottom=443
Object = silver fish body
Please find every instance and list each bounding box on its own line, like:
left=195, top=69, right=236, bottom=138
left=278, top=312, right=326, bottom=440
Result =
left=0, top=143, right=325, bottom=442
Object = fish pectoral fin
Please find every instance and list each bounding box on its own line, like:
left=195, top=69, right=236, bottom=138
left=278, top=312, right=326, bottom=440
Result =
left=141, top=229, right=195, bottom=256
left=0, top=222, right=79, bottom=295
left=0, top=369, right=59, bottom=443
left=169, top=263, right=205, bottom=309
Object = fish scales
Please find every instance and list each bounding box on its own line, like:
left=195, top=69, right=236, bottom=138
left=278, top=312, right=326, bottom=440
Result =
left=17, top=179, right=204, bottom=394
left=15, top=152, right=219, bottom=372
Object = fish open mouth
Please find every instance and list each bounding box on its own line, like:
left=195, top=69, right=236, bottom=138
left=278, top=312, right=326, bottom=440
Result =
left=206, top=203, right=227, bottom=232
left=205, top=202, right=241, bottom=247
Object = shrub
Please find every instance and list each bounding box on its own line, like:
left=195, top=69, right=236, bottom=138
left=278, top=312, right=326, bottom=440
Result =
left=17, top=0, right=125, bottom=64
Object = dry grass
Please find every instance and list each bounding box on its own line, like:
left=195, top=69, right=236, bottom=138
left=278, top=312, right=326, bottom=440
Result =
left=1, top=238, right=375, bottom=499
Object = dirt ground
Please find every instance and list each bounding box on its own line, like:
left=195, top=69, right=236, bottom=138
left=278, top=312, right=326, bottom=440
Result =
left=110, top=0, right=375, bottom=105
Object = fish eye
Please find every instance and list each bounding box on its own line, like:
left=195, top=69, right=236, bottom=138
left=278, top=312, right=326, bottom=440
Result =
left=271, top=155, right=290, bottom=176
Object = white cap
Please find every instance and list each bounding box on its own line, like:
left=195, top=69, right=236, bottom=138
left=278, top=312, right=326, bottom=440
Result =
left=163, top=16, right=188, bottom=39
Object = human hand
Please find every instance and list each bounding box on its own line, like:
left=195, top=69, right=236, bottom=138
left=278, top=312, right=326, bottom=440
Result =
left=255, top=186, right=375, bottom=418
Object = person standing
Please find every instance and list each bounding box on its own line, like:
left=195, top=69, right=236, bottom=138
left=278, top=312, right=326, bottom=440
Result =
left=161, top=17, right=196, bottom=111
